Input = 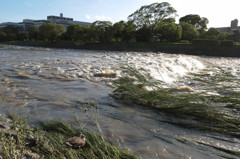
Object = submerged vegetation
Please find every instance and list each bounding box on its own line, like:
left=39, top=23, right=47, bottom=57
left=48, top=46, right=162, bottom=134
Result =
left=112, top=66, right=240, bottom=136
left=0, top=114, right=137, bottom=159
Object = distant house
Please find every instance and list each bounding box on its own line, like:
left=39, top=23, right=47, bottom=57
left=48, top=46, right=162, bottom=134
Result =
left=0, top=13, right=91, bottom=31
left=216, top=19, right=240, bottom=32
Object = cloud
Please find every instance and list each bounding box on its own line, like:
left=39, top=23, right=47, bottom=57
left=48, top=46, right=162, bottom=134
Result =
left=94, top=15, right=112, bottom=21
left=85, top=14, right=91, bottom=20
left=85, top=14, right=113, bottom=21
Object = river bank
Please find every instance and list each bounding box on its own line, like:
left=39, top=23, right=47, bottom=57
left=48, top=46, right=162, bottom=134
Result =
left=0, top=114, right=137, bottom=159
left=4, top=41, right=240, bottom=57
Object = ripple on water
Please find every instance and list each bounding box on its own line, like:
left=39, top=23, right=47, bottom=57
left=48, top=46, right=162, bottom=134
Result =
left=0, top=46, right=240, bottom=159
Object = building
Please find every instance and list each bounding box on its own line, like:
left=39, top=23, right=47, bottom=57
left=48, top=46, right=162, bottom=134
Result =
left=19, top=19, right=48, bottom=31
left=0, top=22, right=20, bottom=28
left=47, top=13, right=91, bottom=27
left=216, top=19, right=240, bottom=32
left=230, top=19, right=238, bottom=30
left=0, top=13, right=91, bottom=31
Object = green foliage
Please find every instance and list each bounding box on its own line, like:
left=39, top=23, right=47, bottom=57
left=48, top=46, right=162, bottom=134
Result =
left=2, top=25, right=22, bottom=34
left=201, top=28, right=220, bottom=40
left=220, top=40, right=235, bottom=47
left=113, top=21, right=125, bottom=42
left=39, top=22, right=66, bottom=43
left=192, top=39, right=220, bottom=46
left=0, top=117, right=137, bottom=159
left=66, top=24, right=80, bottom=40
left=180, top=22, right=199, bottom=41
left=113, top=21, right=136, bottom=42
left=135, top=25, right=151, bottom=42
left=73, top=25, right=91, bottom=43
left=154, top=18, right=179, bottom=42
left=176, top=26, right=182, bottom=41
left=128, top=2, right=177, bottom=42
left=179, top=14, right=209, bottom=30
left=128, top=2, right=177, bottom=28
left=227, top=30, right=240, bottom=42
left=0, top=32, right=6, bottom=41
left=91, top=21, right=114, bottom=43
left=112, top=67, right=240, bottom=136
left=28, top=25, right=39, bottom=40
left=6, top=33, right=17, bottom=41
left=179, top=40, right=189, bottom=44
left=217, top=32, right=229, bottom=41
left=17, top=32, right=28, bottom=41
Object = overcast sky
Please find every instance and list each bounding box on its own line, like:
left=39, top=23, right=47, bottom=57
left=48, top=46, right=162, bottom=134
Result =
left=0, top=0, right=239, bottom=28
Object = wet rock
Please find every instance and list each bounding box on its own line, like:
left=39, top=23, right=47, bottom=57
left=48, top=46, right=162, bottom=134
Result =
left=0, top=122, right=11, bottom=130
left=15, top=149, right=40, bottom=159
left=169, top=86, right=194, bottom=92
left=94, top=72, right=117, bottom=78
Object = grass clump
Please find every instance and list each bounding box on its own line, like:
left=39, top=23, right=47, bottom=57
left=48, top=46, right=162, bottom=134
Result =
left=111, top=67, right=240, bottom=136
left=0, top=115, right=137, bottom=159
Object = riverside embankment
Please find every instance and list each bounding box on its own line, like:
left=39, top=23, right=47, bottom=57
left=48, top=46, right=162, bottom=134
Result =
left=5, top=41, right=240, bottom=57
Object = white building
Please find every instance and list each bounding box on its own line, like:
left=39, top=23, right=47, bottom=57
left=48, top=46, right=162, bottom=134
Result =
left=0, top=13, right=91, bottom=31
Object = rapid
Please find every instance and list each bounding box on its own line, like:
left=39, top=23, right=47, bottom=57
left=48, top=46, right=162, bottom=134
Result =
left=0, top=44, right=239, bottom=159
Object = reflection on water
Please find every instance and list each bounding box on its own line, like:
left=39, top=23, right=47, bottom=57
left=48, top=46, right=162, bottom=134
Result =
left=0, top=44, right=239, bottom=159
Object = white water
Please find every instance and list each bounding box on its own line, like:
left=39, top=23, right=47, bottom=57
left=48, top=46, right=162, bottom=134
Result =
left=0, top=45, right=239, bottom=159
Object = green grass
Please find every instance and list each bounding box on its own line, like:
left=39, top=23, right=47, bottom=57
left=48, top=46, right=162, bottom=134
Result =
left=0, top=115, right=138, bottom=159
left=111, top=66, right=240, bottom=136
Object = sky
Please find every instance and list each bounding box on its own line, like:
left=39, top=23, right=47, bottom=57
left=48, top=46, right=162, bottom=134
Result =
left=0, top=0, right=239, bottom=28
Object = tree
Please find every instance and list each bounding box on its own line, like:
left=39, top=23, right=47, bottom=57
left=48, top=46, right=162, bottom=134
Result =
left=135, top=25, right=151, bottom=42
left=180, top=22, right=199, bottom=41
left=39, top=22, right=66, bottom=42
left=17, top=32, right=28, bottom=41
left=122, top=21, right=136, bottom=42
left=113, top=21, right=136, bottom=42
left=154, top=18, right=178, bottom=41
left=113, top=21, right=125, bottom=42
left=228, top=30, right=240, bottom=42
left=204, top=28, right=220, bottom=39
left=6, top=33, right=17, bottom=41
left=0, top=32, right=6, bottom=42
left=217, top=32, right=228, bottom=41
left=128, top=2, right=177, bottom=41
left=91, top=21, right=114, bottom=42
left=66, top=24, right=81, bottom=40
left=176, top=26, right=182, bottom=41
left=3, top=25, right=21, bottom=34
left=73, top=25, right=91, bottom=43
left=179, top=14, right=209, bottom=30
left=56, top=24, right=66, bottom=38
left=28, top=25, right=39, bottom=40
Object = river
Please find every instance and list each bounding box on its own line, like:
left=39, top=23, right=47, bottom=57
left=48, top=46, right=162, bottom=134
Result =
left=0, top=44, right=239, bottom=159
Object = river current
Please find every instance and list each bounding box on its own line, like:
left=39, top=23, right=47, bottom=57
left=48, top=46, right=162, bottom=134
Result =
left=0, top=44, right=239, bottom=159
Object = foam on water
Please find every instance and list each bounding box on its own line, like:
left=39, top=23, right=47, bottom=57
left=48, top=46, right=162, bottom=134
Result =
left=1, top=45, right=240, bottom=159
left=7, top=49, right=205, bottom=86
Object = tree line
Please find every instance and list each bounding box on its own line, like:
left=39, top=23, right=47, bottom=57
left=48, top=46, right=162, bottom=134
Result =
left=0, top=2, right=240, bottom=44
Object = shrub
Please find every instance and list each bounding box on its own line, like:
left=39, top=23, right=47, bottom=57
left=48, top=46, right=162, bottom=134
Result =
left=220, top=40, right=235, bottom=47
left=192, top=39, right=220, bottom=46
left=179, top=40, right=189, bottom=44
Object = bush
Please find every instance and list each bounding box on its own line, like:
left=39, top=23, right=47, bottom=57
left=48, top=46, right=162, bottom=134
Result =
left=192, top=39, right=220, bottom=46
left=179, top=40, right=189, bottom=44
left=220, top=40, right=235, bottom=47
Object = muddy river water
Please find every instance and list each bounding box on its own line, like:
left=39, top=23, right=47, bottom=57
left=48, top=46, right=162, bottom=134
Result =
left=0, top=44, right=239, bottom=159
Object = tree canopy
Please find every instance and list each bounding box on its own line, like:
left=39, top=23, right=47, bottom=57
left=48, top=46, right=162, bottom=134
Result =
left=180, top=22, right=199, bottom=41
left=179, top=14, right=209, bottom=30
left=128, top=2, right=177, bottom=28
left=39, top=22, right=65, bottom=42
